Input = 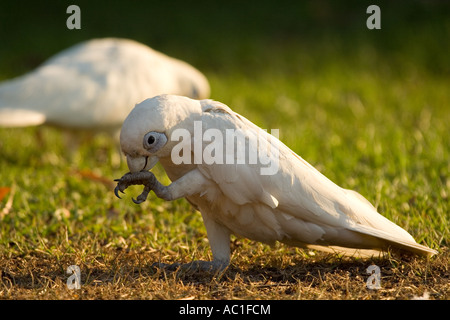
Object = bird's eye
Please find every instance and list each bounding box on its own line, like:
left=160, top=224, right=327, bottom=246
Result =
left=143, top=131, right=167, bottom=153
left=147, top=135, right=156, bottom=145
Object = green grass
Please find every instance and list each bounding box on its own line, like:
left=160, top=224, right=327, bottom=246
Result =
left=0, top=1, right=449, bottom=300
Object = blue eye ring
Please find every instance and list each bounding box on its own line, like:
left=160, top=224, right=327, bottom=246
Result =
left=143, top=131, right=167, bottom=153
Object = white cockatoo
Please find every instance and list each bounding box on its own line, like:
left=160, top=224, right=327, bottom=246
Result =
left=0, top=38, right=210, bottom=137
left=114, top=94, right=437, bottom=271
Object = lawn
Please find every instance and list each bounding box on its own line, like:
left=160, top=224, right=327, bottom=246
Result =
left=0, top=1, right=448, bottom=300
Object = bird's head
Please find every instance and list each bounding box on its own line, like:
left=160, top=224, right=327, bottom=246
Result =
left=120, top=94, right=201, bottom=173
left=175, top=63, right=210, bottom=100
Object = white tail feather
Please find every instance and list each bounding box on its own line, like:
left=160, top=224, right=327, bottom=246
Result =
left=0, top=108, right=46, bottom=127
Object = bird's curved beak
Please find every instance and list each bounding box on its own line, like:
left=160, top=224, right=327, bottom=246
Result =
left=126, top=155, right=159, bottom=173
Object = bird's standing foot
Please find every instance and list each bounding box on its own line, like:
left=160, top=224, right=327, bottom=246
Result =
left=152, top=260, right=229, bottom=273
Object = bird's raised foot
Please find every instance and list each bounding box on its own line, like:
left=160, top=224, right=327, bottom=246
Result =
left=114, top=170, right=157, bottom=204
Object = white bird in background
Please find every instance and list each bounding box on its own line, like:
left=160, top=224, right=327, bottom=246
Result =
left=0, top=38, right=210, bottom=138
left=115, top=94, right=437, bottom=271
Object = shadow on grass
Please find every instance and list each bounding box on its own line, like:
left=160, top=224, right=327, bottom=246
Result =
left=147, top=249, right=448, bottom=296
left=0, top=247, right=447, bottom=299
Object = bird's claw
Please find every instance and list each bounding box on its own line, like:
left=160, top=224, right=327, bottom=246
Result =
left=132, top=186, right=151, bottom=204
left=113, top=171, right=157, bottom=204
left=113, top=181, right=126, bottom=199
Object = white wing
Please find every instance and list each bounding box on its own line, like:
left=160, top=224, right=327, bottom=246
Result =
left=196, top=100, right=436, bottom=257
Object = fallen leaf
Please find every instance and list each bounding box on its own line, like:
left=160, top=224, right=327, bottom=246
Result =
left=73, top=169, right=114, bottom=188
left=0, top=184, right=15, bottom=218
left=0, top=187, right=10, bottom=202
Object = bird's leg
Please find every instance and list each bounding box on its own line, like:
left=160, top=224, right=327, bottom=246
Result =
left=153, top=216, right=231, bottom=273
left=114, top=169, right=231, bottom=272
left=114, top=168, right=209, bottom=204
